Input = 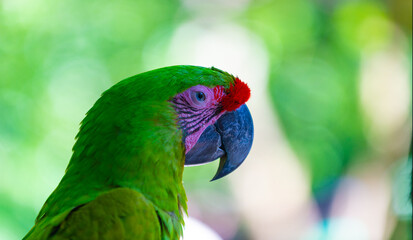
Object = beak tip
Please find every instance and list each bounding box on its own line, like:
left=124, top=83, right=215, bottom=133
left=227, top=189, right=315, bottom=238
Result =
left=210, top=153, right=247, bottom=181
left=210, top=172, right=229, bottom=181
left=210, top=172, right=225, bottom=181
left=210, top=172, right=227, bottom=182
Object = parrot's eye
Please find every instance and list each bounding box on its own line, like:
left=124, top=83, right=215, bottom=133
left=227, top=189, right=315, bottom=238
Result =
left=196, top=92, right=206, bottom=101
left=192, top=91, right=206, bottom=103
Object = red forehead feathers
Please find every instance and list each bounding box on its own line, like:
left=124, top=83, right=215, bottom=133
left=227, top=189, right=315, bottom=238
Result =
left=221, top=77, right=251, bottom=112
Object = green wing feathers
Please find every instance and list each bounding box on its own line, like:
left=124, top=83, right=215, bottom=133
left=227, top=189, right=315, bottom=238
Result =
left=25, top=188, right=165, bottom=240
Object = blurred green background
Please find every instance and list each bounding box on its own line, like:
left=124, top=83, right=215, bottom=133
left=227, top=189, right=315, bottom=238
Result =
left=0, top=0, right=411, bottom=239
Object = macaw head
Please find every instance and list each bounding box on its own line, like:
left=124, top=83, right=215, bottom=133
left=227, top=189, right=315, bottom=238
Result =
left=71, top=65, right=253, bottom=182
left=171, top=67, right=253, bottom=180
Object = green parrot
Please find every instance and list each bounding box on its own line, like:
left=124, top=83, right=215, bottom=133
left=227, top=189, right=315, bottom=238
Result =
left=23, top=65, right=253, bottom=240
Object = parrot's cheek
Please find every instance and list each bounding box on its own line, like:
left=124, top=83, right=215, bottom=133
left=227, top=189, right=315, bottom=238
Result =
left=184, top=104, right=254, bottom=181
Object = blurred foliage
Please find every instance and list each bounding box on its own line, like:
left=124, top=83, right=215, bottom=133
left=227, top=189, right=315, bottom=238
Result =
left=248, top=0, right=410, bottom=203
left=0, top=0, right=411, bottom=239
left=262, top=0, right=371, bottom=193
left=245, top=0, right=411, bottom=237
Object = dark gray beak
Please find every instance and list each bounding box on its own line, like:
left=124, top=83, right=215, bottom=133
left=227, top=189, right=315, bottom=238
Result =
left=185, top=104, right=254, bottom=181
